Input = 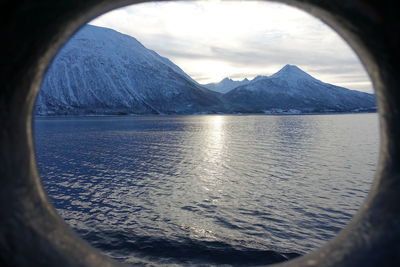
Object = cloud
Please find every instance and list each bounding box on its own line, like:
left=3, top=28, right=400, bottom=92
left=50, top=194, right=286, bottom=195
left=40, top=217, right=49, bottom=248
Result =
left=90, top=1, right=373, bottom=93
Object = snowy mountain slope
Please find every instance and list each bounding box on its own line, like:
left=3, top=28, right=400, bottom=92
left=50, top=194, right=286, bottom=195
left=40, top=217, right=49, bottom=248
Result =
left=36, top=25, right=222, bottom=115
left=203, top=77, right=250, bottom=93
left=222, top=65, right=376, bottom=113
left=37, top=25, right=375, bottom=115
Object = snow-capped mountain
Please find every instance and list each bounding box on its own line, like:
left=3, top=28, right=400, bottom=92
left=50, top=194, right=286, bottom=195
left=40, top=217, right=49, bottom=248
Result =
left=203, top=77, right=250, bottom=93
left=36, top=25, right=222, bottom=115
left=222, top=65, right=376, bottom=113
left=37, top=25, right=375, bottom=115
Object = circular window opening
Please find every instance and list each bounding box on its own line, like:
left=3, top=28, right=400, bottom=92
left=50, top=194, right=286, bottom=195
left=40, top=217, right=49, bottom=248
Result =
left=33, top=1, right=378, bottom=265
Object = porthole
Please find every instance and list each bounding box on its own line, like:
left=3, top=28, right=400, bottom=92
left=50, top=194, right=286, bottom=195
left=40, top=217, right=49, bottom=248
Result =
left=0, top=1, right=399, bottom=267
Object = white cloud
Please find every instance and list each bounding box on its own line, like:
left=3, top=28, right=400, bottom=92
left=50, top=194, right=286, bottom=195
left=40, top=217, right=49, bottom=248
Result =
left=90, top=1, right=373, bottom=93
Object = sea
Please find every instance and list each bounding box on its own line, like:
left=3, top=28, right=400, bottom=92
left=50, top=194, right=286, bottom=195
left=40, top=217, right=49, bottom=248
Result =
left=34, top=113, right=379, bottom=266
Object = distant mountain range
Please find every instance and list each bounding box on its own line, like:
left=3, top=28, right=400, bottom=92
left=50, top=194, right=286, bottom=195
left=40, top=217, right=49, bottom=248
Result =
left=204, top=78, right=250, bottom=94
left=219, top=65, right=376, bottom=113
left=37, top=25, right=376, bottom=115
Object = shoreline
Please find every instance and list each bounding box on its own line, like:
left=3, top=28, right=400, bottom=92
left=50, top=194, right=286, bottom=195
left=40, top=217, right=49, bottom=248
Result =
left=34, top=110, right=377, bottom=118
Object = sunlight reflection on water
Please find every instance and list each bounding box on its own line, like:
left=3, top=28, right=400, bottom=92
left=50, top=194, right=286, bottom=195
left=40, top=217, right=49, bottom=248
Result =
left=34, top=113, right=379, bottom=265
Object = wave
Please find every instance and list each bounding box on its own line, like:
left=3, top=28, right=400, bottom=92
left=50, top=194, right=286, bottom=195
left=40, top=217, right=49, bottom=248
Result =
left=76, top=229, right=301, bottom=266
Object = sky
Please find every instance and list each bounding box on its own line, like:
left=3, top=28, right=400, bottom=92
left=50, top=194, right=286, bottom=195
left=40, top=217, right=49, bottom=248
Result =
left=90, top=1, right=373, bottom=93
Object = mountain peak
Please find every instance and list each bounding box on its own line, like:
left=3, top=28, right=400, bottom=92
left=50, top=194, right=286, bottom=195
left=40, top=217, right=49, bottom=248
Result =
left=278, top=64, right=305, bottom=74
left=221, top=77, right=233, bottom=83
left=271, top=64, right=314, bottom=81
left=204, top=77, right=250, bottom=93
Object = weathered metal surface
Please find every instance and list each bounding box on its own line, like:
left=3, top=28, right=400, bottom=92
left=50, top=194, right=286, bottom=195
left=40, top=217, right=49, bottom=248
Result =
left=0, top=0, right=399, bottom=266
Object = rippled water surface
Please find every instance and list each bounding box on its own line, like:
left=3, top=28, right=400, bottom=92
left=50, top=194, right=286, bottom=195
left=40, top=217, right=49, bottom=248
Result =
left=34, top=114, right=378, bottom=265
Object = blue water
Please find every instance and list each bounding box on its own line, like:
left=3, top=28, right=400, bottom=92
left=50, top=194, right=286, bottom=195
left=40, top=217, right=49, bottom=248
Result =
left=34, top=114, right=379, bottom=265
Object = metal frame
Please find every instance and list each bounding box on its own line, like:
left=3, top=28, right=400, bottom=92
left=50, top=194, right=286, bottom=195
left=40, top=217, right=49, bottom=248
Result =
left=1, top=0, right=399, bottom=266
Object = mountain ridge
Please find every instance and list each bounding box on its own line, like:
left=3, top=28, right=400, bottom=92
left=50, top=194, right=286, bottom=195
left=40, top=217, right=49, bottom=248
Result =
left=36, top=25, right=376, bottom=115
left=37, top=25, right=222, bottom=115
left=203, top=77, right=250, bottom=94
left=221, top=65, right=375, bottom=113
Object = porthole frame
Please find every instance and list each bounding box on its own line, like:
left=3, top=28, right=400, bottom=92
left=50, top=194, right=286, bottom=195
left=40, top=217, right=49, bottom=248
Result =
left=1, top=0, right=399, bottom=266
